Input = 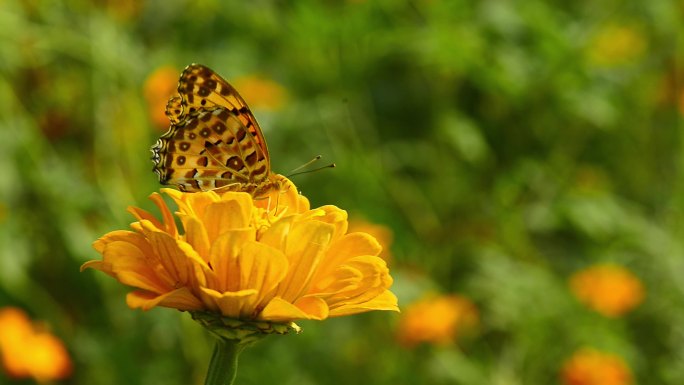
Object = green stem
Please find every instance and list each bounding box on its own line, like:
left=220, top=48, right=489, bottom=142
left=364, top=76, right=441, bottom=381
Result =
left=204, top=339, right=244, bottom=385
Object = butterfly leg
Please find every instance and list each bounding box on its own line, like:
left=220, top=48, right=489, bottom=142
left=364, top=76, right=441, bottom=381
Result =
left=210, top=182, right=241, bottom=194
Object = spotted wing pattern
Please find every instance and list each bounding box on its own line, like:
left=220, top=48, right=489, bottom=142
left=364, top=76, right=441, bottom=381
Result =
left=152, top=64, right=273, bottom=194
left=165, top=96, right=183, bottom=125
left=169, top=64, right=268, bottom=158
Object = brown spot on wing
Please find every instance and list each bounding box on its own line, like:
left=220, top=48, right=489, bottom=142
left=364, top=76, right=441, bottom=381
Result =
left=226, top=156, right=245, bottom=171
left=245, top=151, right=257, bottom=166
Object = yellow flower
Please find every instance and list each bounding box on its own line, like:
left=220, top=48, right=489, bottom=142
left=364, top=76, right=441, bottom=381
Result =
left=82, top=176, right=398, bottom=324
left=0, top=307, right=72, bottom=382
left=569, top=263, right=644, bottom=317
left=396, top=294, right=478, bottom=347
left=232, top=75, right=287, bottom=110
left=561, top=348, right=632, bottom=385
left=349, top=217, right=393, bottom=262
left=143, top=66, right=180, bottom=131
left=586, top=24, right=646, bottom=67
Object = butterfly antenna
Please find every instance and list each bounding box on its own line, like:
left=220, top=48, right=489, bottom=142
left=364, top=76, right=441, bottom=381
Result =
left=287, top=163, right=336, bottom=178
left=286, top=155, right=336, bottom=177
left=289, top=155, right=322, bottom=173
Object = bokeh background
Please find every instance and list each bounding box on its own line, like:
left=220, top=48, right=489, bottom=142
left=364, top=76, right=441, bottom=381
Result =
left=1, top=0, right=683, bottom=384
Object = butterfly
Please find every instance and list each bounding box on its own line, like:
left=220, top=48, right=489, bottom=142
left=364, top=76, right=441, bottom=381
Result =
left=151, top=64, right=282, bottom=197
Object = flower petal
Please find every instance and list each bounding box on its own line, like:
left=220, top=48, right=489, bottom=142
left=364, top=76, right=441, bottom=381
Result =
left=309, top=205, right=348, bottom=241
left=206, top=228, right=255, bottom=292
left=314, top=255, right=395, bottom=314
left=183, top=216, right=211, bottom=262
left=238, top=240, right=289, bottom=309
left=312, top=232, right=382, bottom=288
left=92, top=230, right=150, bottom=254
left=293, top=296, right=329, bottom=320
left=127, top=192, right=178, bottom=237
left=260, top=297, right=318, bottom=322
left=141, top=222, right=208, bottom=289
left=126, top=287, right=203, bottom=311
left=91, top=237, right=172, bottom=293
left=207, top=232, right=289, bottom=315
left=91, top=230, right=171, bottom=288
left=277, top=221, right=334, bottom=302
left=166, top=189, right=219, bottom=220
left=258, top=216, right=294, bottom=251
left=202, top=198, right=251, bottom=241
left=328, top=290, right=399, bottom=317
left=207, top=229, right=257, bottom=292
left=198, top=287, right=258, bottom=318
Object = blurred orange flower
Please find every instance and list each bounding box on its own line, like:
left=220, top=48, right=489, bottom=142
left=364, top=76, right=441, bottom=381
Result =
left=569, top=263, right=644, bottom=317
left=143, top=66, right=179, bottom=130
left=586, top=24, right=646, bottom=67
left=397, top=294, right=478, bottom=347
left=0, top=307, right=72, bottom=382
left=232, top=75, right=287, bottom=110
left=561, top=348, right=632, bottom=385
left=349, top=218, right=393, bottom=262
left=82, top=176, right=398, bottom=323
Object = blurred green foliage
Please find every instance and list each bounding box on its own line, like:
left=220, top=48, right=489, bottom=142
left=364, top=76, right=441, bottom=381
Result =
left=0, top=0, right=683, bottom=384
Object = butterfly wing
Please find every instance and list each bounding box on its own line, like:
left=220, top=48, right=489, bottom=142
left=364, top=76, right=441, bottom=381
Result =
left=169, top=64, right=270, bottom=166
left=152, top=107, right=270, bottom=192
left=165, top=96, right=183, bottom=125
left=154, top=64, right=275, bottom=193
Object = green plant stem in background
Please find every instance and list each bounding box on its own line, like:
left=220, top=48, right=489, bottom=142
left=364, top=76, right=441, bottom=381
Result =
left=205, top=339, right=244, bottom=385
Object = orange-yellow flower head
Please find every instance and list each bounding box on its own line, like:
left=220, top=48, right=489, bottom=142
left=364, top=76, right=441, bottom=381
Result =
left=561, top=348, right=632, bottom=385
left=569, top=263, right=644, bottom=317
left=396, top=294, right=478, bottom=347
left=0, top=307, right=72, bottom=382
left=82, top=176, right=398, bottom=324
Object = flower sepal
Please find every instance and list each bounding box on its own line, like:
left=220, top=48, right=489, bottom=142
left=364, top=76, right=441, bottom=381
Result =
left=190, top=311, right=301, bottom=346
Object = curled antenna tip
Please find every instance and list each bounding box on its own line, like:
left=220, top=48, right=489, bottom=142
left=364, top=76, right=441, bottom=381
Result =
left=330, top=163, right=336, bottom=168
left=315, top=155, right=322, bottom=160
